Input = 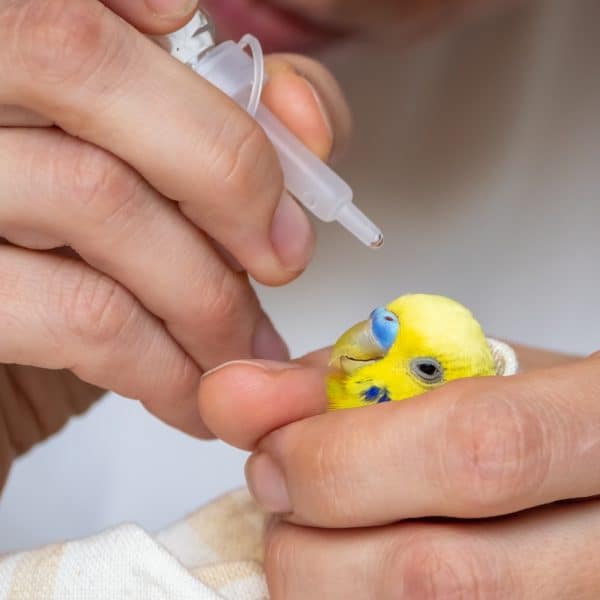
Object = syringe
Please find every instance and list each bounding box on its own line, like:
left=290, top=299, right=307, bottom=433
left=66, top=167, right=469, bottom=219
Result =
left=156, top=12, right=383, bottom=249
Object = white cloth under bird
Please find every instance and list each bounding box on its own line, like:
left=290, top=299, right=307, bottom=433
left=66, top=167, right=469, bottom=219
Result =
left=0, top=489, right=268, bottom=599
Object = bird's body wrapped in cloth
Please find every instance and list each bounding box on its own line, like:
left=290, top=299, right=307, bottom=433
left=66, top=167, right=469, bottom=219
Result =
left=327, top=294, right=518, bottom=411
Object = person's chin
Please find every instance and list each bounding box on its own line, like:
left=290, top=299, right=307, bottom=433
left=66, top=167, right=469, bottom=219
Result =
left=202, top=0, right=349, bottom=53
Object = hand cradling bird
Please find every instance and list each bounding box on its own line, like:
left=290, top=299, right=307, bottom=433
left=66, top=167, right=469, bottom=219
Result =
left=327, top=294, right=518, bottom=411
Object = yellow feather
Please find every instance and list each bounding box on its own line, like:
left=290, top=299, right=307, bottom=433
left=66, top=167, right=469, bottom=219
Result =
left=327, top=294, right=497, bottom=411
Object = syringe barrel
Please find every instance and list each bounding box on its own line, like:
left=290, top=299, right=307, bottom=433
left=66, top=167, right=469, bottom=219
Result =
left=254, top=104, right=350, bottom=222
left=190, top=39, right=382, bottom=246
left=195, top=42, right=349, bottom=221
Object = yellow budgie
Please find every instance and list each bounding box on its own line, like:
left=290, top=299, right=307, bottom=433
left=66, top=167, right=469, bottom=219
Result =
left=327, top=294, right=516, bottom=411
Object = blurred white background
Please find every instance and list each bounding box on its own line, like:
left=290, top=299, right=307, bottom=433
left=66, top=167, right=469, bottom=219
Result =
left=2, top=0, right=599, bottom=551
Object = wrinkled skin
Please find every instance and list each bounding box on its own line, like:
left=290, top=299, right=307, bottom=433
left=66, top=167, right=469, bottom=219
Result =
left=197, top=346, right=600, bottom=600
left=0, top=0, right=350, bottom=490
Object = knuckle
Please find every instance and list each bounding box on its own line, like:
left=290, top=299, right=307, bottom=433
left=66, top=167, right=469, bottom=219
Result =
left=11, top=0, right=122, bottom=87
left=208, top=114, right=282, bottom=206
left=49, top=263, right=137, bottom=346
left=174, top=269, right=261, bottom=363
left=60, top=140, right=143, bottom=228
left=196, top=269, right=248, bottom=334
left=388, top=533, right=514, bottom=599
left=438, top=382, right=550, bottom=511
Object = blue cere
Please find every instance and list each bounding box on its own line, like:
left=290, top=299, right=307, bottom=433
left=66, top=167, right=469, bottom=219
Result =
left=369, top=307, right=399, bottom=352
left=361, top=385, right=391, bottom=403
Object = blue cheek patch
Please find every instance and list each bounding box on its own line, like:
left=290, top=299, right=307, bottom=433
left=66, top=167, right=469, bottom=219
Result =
left=377, top=390, right=391, bottom=403
left=362, top=386, right=381, bottom=401
left=369, top=307, right=399, bottom=352
left=361, top=386, right=391, bottom=403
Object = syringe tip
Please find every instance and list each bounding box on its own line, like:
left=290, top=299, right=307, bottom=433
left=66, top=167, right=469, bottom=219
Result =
left=336, top=202, right=383, bottom=250
left=370, top=233, right=384, bottom=249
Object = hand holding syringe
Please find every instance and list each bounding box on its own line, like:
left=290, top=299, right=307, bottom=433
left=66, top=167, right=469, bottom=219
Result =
left=156, top=12, right=383, bottom=249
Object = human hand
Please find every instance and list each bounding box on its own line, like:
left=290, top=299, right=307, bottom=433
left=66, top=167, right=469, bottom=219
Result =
left=0, top=1, right=351, bottom=487
left=198, top=345, right=600, bottom=598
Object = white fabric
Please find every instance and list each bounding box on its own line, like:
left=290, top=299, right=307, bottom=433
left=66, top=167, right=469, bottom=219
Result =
left=487, top=338, right=519, bottom=376
left=0, top=489, right=268, bottom=599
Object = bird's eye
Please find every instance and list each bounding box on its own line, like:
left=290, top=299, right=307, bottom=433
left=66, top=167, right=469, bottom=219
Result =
left=410, top=358, right=443, bottom=384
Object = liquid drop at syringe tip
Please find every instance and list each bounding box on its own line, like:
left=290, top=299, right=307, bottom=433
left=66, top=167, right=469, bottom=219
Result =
left=370, top=233, right=384, bottom=249
left=336, top=202, right=384, bottom=250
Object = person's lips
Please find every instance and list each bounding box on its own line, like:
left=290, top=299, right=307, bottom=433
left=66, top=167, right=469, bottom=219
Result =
left=202, top=0, right=348, bottom=53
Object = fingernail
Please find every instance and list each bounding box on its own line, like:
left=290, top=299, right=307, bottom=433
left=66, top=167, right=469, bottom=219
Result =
left=246, top=453, right=292, bottom=514
left=145, top=0, right=196, bottom=18
left=271, top=192, right=314, bottom=272
left=200, top=358, right=297, bottom=380
left=253, top=314, right=290, bottom=361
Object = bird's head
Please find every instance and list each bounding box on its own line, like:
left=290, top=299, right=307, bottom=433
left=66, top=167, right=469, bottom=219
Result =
left=328, top=294, right=515, bottom=408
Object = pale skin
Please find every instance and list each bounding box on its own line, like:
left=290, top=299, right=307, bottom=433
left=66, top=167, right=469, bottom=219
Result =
left=2, top=0, right=598, bottom=597
left=0, top=0, right=350, bottom=484
left=198, top=346, right=600, bottom=599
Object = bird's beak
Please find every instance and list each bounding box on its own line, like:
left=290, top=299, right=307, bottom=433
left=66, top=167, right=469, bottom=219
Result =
left=329, top=319, right=385, bottom=375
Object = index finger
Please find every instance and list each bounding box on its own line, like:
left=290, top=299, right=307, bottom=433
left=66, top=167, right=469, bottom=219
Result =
left=1, top=1, right=310, bottom=284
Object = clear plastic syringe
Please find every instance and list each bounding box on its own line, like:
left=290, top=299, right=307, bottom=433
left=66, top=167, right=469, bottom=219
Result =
left=156, top=12, right=383, bottom=249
